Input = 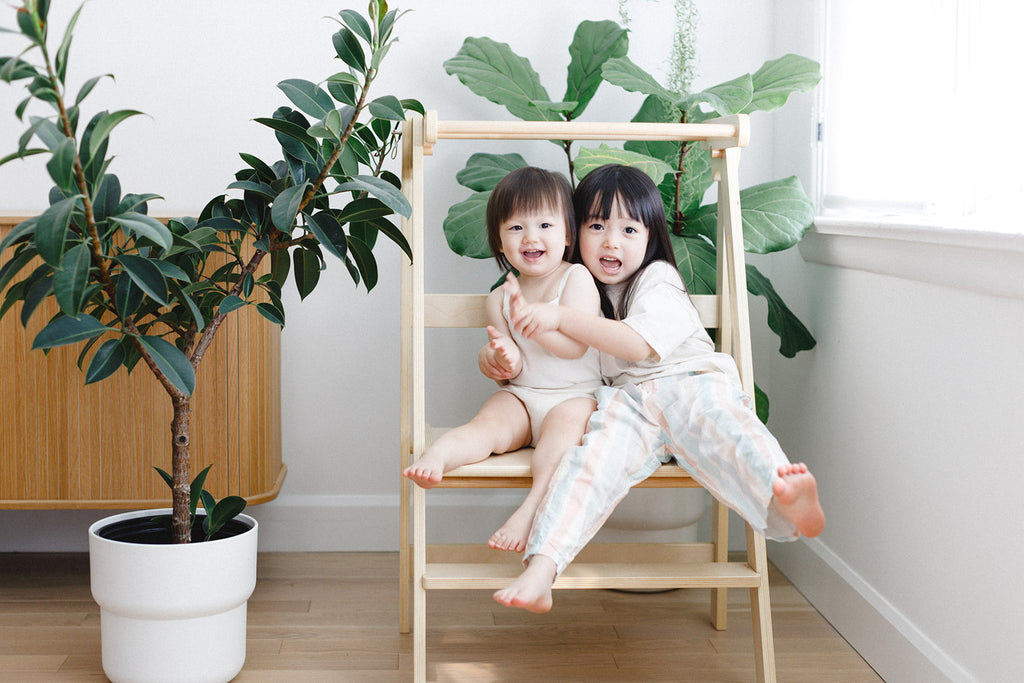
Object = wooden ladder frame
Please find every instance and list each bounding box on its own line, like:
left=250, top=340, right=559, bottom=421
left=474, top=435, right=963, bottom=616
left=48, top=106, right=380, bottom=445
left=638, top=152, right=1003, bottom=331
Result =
left=398, top=111, right=775, bottom=682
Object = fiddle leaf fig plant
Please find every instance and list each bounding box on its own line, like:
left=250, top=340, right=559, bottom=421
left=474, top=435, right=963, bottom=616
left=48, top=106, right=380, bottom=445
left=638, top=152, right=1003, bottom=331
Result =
left=442, top=19, right=820, bottom=418
left=0, top=0, right=421, bottom=543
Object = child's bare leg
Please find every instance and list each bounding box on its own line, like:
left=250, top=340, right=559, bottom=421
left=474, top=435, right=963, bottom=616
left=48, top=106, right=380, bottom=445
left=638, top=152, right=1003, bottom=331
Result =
left=493, top=553, right=557, bottom=613
left=489, top=397, right=595, bottom=552
left=772, top=463, right=826, bottom=537
left=403, top=392, right=530, bottom=489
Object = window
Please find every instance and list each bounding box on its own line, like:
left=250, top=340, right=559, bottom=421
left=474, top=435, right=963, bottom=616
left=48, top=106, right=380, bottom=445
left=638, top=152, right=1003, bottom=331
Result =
left=819, top=0, right=1024, bottom=231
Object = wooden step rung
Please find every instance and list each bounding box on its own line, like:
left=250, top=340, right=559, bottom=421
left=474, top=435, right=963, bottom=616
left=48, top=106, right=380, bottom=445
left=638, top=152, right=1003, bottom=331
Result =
left=432, top=445, right=701, bottom=489
left=422, top=561, right=761, bottom=590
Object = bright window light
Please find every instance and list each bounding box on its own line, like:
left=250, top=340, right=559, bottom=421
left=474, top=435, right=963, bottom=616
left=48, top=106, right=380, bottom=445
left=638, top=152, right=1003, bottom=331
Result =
left=820, top=0, right=1024, bottom=231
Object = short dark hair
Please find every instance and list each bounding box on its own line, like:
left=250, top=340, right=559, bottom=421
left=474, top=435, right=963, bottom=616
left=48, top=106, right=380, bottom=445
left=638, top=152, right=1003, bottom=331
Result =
left=486, top=167, right=575, bottom=272
left=572, top=164, right=678, bottom=319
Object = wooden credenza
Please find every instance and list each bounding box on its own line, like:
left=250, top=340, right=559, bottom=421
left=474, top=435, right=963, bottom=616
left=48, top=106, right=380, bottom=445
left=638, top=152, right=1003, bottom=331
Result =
left=0, top=215, right=286, bottom=509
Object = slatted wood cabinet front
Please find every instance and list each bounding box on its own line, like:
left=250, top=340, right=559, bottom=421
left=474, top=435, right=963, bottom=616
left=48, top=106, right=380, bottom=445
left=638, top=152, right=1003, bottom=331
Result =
left=0, top=215, right=285, bottom=509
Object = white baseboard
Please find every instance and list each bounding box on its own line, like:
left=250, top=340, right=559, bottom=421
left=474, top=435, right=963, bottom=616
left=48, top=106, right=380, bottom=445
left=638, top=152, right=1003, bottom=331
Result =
left=769, top=537, right=974, bottom=683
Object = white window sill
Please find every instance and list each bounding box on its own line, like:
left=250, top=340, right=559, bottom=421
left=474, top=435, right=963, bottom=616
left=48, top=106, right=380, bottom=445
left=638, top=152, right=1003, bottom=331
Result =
left=799, top=216, right=1024, bottom=300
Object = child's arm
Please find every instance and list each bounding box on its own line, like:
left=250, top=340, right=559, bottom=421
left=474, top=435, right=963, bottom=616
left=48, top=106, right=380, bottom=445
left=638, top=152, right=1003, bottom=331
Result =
left=479, top=325, right=521, bottom=382
left=504, top=270, right=600, bottom=360
left=508, top=283, right=653, bottom=363
left=479, top=288, right=522, bottom=383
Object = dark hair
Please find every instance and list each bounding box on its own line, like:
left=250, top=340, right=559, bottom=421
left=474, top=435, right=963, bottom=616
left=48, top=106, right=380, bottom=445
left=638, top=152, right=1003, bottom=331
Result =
left=571, top=164, right=677, bottom=319
left=486, top=167, right=575, bottom=272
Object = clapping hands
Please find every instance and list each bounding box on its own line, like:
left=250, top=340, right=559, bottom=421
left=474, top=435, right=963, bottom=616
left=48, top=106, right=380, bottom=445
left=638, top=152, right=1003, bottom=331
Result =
left=503, top=273, right=560, bottom=338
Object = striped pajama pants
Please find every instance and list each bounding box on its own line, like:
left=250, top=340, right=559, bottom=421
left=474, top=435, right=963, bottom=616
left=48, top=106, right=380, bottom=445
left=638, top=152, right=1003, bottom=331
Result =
left=524, top=372, right=798, bottom=576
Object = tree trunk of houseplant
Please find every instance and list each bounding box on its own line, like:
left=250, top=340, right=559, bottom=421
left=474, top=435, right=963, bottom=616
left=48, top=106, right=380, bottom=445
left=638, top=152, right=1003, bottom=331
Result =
left=171, top=395, right=192, bottom=543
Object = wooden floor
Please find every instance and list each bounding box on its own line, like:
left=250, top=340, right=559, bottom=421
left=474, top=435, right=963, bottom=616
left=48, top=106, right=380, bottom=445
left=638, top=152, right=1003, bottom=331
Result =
left=0, top=552, right=880, bottom=682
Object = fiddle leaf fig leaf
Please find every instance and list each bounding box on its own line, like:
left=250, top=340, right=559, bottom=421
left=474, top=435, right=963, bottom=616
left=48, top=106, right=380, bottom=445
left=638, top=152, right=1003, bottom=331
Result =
left=455, top=152, right=528, bottom=192
left=746, top=264, right=816, bottom=358
left=743, top=53, right=822, bottom=114
left=670, top=233, right=717, bottom=296
left=687, top=176, right=814, bottom=254
left=601, top=56, right=678, bottom=104
left=683, top=74, right=754, bottom=120
left=574, top=145, right=673, bottom=185
left=564, top=20, right=628, bottom=120
left=444, top=37, right=555, bottom=121
left=443, top=191, right=491, bottom=259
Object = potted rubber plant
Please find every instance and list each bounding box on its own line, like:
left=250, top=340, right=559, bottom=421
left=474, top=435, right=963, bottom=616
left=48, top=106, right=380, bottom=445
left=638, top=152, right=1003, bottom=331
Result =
left=0, top=2, right=420, bottom=681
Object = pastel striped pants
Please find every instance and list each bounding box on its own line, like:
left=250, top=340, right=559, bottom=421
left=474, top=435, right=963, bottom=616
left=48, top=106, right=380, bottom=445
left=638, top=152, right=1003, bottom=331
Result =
left=524, top=372, right=798, bottom=575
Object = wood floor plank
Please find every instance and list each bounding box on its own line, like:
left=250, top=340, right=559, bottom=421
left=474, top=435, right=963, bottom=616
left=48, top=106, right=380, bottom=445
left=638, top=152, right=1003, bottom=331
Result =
left=0, top=551, right=882, bottom=681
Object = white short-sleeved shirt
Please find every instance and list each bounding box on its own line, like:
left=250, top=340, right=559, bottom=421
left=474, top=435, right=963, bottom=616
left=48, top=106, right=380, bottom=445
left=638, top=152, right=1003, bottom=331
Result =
left=600, top=260, right=740, bottom=387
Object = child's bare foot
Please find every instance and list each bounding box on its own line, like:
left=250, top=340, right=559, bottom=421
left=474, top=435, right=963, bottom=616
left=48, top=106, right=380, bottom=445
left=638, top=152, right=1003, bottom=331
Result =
left=493, top=555, right=556, bottom=613
left=772, top=463, right=825, bottom=537
left=402, top=455, right=446, bottom=489
left=488, top=505, right=535, bottom=553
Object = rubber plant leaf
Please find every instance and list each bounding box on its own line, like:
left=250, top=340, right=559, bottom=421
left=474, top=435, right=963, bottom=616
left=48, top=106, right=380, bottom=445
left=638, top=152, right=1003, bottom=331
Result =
left=137, top=335, right=196, bottom=396
left=32, top=313, right=108, bottom=349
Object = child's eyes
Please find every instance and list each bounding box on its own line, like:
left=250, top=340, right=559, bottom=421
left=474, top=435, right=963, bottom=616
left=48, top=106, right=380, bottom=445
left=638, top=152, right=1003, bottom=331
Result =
left=587, top=223, right=604, bottom=231
left=624, top=226, right=638, bottom=234
left=541, top=223, right=553, bottom=229
left=508, top=224, right=522, bottom=231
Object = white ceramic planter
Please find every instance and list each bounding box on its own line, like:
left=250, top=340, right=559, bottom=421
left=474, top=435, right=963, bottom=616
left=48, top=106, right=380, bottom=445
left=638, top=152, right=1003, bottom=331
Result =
left=89, top=509, right=258, bottom=683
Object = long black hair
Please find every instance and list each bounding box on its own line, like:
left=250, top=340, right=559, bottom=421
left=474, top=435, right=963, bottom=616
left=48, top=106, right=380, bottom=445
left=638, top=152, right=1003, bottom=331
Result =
left=485, top=166, right=575, bottom=272
left=571, top=164, right=677, bottom=320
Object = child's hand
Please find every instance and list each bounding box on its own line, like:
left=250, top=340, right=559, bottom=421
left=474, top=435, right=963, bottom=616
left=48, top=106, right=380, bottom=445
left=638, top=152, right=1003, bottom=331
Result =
left=505, top=275, right=560, bottom=338
left=480, top=325, right=521, bottom=381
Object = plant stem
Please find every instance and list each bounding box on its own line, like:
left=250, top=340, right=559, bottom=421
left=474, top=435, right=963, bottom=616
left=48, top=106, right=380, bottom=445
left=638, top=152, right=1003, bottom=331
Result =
left=671, top=110, right=689, bottom=236
left=39, top=22, right=194, bottom=540
left=170, top=395, right=192, bottom=543
left=562, top=140, right=575, bottom=190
